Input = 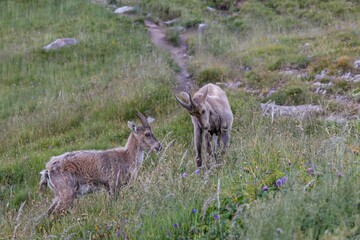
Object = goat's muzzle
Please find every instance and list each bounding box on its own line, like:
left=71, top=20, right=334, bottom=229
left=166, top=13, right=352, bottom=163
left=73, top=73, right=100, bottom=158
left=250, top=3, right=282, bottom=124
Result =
left=151, top=142, right=162, bottom=153
left=155, top=143, right=162, bottom=152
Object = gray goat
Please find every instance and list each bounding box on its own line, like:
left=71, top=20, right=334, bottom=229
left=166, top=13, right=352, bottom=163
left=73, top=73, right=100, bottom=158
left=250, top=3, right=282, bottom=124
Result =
left=175, top=83, right=233, bottom=167
left=39, top=112, right=162, bottom=215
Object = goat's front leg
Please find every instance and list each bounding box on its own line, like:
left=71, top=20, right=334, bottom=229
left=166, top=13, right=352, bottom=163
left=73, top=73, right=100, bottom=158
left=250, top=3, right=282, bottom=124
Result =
left=192, top=119, right=203, bottom=167
left=47, top=196, right=60, bottom=216
left=205, top=132, right=213, bottom=166
left=212, top=134, right=221, bottom=163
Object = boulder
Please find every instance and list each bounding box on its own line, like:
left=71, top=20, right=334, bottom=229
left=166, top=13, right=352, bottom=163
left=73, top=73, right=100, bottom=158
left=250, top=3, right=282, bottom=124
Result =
left=198, top=23, right=208, bottom=31
left=354, top=59, right=360, bottom=69
left=261, top=101, right=323, bottom=120
left=43, top=38, right=79, bottom=51
left=114, top=6, right=135, bottom=14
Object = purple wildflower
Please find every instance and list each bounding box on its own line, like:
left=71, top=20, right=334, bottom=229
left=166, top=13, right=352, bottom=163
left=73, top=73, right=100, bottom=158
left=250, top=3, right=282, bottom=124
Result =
left=106, top=224, right=112, bottom=231
left=337, top=172, right=344, bottom=178
left=307, top=168, right=313, bottom=175
left=182, top=172, right=187, bottom=178
left=192, top=208, right=197, bottom=214
left=281, top=176, right=288, bottom=184
left=173, top=223, right=178, bottom=228
left=262, top=185, right=268, bottom=191
left=195, top=169, right=201, bottom=175
left=214, top=214, right=220, bottom=220
left=276, top=179, right=282, bottom=188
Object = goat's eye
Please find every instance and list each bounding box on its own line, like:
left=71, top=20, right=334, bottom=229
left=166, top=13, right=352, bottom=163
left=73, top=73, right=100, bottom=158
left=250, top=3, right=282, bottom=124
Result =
left=145, top=133, right=151, bottom=137
left=201, top=109, right=206, bottom=114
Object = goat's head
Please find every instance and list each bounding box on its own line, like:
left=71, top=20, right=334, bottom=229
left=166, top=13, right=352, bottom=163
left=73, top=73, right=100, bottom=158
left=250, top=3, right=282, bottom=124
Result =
left=175, top=88, right=211, bottom=131
left=128, top=112, right=162, bottom=152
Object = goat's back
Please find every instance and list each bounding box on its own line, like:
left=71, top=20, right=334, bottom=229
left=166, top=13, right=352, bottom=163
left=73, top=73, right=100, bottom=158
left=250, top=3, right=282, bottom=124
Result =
left=196, top=83, right=227, bottom=98
left=46, top=149, right=126, bottom=180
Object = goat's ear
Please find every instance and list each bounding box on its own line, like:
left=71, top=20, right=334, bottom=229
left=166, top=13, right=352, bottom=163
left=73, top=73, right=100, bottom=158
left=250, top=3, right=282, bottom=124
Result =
left=147, top=116, right=155, bottom=124
left=200, top=87, right=209, bottom=102
left=128, top=121, right=137, bottom=133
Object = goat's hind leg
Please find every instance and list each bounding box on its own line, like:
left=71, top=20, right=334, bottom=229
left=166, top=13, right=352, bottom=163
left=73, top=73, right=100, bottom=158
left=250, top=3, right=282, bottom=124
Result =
left=47, top=196, right=60, bottom=216
left=53, top=188, right=77, bottom=215
left=220, top=130, right=230, bottom=156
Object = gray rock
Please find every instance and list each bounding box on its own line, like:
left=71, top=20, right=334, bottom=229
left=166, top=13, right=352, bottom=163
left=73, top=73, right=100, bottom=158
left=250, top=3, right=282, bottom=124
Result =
left=315, top=70, right=327, bottom=80
left=198, top=23, right=208, bottom=31
left=206, top=6, right=216, bottom=12
left=43, top=38, right=79, bottom=51
left=341, top=72, right=352, bottom=80
left=261, top=101, right=323, bottom=120
left=114, top=6, right=135, bottom=14
left=164, top=19, right=179, bottom=25
left=216, top=81, right=242, bottom=89
left=354, top=75, right=360, bottom=83
left=354, top=59, right=360, bottom=69
left=324, top=115, right=348, bottom=125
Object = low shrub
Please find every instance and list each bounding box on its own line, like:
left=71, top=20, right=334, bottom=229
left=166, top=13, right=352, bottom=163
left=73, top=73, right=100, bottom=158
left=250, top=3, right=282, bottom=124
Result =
left=206, top=0, right=232, bottom=11
left=334, top=55, right=353, bottom=73
left=165, top=27, right=182, bottom=47
left=196, top=66, right=226, bottom=85
left=264, top=84, right=314, bottom=106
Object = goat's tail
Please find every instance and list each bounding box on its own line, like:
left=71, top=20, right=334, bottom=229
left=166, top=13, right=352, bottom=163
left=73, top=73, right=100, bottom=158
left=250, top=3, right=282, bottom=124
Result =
left=39, top=170, right=48, bottom=193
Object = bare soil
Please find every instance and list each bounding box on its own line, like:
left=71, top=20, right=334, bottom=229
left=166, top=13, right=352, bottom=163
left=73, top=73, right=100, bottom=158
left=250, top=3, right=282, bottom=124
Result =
left=144, top=20, right=194, bottom=93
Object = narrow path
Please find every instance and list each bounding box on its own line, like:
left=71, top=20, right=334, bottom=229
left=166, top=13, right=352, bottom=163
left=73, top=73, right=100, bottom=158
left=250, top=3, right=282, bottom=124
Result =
left=144, top=20, right=193, bottom=93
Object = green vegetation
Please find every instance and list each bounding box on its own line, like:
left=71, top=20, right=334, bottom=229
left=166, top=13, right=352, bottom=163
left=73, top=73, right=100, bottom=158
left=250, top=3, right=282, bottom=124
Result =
left=196, top=66, right=226, bottom=85
left=1, top=0, right=360, bottom=239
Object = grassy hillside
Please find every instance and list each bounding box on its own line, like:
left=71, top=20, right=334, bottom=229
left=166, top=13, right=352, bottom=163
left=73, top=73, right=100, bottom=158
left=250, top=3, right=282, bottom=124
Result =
left=1, top=0, right=360, bottom=239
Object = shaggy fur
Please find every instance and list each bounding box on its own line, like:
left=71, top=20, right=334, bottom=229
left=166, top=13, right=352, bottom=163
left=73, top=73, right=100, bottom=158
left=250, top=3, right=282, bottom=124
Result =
left=39, top=112, right=162, bottom=215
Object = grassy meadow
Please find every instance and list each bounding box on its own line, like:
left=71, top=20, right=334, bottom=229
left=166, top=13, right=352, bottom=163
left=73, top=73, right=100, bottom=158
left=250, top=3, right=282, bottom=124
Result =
left=1, top=0, right=360, bottom=239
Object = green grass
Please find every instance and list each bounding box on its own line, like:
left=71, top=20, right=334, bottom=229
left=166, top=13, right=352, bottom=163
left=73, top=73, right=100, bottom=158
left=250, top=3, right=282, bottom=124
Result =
left=1, top=0, right=360, bottom=239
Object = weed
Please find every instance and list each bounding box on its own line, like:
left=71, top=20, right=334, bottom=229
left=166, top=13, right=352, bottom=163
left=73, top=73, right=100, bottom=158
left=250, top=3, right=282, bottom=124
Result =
left=165, top=27, right=181, bottom=47
left=264, top=82, right=314, bottom=105
left=196, top=66, right=226, bottom=85
left=334, top=55, right=353, bottom=73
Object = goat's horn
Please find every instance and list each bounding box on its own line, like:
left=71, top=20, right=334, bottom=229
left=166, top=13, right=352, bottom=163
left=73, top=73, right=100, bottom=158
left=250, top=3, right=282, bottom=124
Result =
left=175, top=93, right=192, bottom=111
left=188, top=92, right=196, bottom=107
left=137, top=112, right=149, bottom=126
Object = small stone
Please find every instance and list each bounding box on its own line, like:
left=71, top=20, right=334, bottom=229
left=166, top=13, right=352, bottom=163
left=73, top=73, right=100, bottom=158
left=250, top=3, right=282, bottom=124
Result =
left=315, top=70, right=326, bottom=80
left=354, top=60, right=360, bottom=69
left=164, top=19, right=179, bottom=25
left=206, top=6, right=216, bottom=12
left=43, top=38, right=79, bottom=51
left=114, top=6, right=135, bottom=14
left=198, top=23, right=208, bottom=31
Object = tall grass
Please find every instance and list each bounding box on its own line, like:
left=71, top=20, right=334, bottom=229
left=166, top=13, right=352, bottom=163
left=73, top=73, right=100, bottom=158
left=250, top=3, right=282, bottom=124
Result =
left=1, top=0, right=360, bottom=239
left=0, top=0, right=175, bottom=223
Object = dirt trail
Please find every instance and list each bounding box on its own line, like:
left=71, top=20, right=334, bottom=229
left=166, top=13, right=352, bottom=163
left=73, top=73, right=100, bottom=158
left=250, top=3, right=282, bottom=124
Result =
left=144, top=20, right=193, bottom=93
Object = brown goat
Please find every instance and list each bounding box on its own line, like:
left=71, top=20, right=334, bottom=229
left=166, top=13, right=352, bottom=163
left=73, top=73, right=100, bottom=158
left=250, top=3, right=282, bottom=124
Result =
left=175, top=83, right=233, bottom=167
left=39, top=112, right=162, bottom=215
